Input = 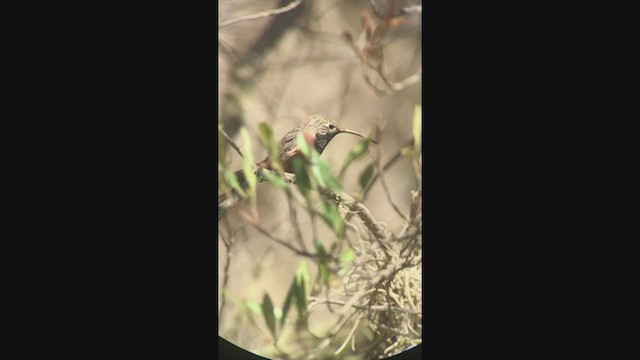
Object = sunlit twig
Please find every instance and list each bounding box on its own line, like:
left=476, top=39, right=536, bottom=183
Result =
left=219, top=0, right=303, bottom=28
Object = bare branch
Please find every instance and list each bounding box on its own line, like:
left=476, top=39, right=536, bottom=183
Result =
left=335, top=313, right=363, bottom=355
left=219, top=0, right=304, bottom=28
left=375, top=145, right=408, bottom=221
left=364, top=65, right=422, bottom=96
left=287, top=193, right=307, bottom=252
left=320, top=187, right=387, bottom=241
left=362, top=137, right=414, bottom=200
left=242, top=213, right=320, bottom=259
left=218, top=125, right=243, bottom=158
left=218, top=220, right=240, bottom=326
left=310, top=297, right=421, bottom=314
left=402, top=5, right=422, bottom=14
left=389, top=69, right=422, bottom=91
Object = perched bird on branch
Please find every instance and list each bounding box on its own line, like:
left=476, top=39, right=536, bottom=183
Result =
left=218, top=114, right=376, bottom=221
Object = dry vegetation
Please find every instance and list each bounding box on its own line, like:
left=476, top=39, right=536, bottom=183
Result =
left=218, top=1, right=422, bottom=358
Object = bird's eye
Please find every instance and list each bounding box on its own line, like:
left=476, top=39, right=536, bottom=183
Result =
left=329, top=125, right=335, bottom=130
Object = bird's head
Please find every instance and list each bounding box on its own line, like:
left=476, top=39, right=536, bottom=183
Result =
left=304, top=114, right=376, bottom=153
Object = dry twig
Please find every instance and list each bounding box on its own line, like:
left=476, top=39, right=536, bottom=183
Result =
left=219, top=125, right=243, bottom=158
left=219, top=0, right=304, bottom=28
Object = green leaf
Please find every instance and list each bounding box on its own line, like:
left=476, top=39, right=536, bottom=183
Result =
left=338, top=247, right=355, bottom=276
left=245, top=301, right=262, bottom=314
left=340, top=246, right=355, bottom=263
left=241, top=302, right=258, bottom=326
left=293, top=277, right=307, bottom=318
left=358, top=162, right=376, bottom=191
left=274, top=307, right=283, bottom=320
left=240, top=129, right=257, bottom=196
left=337, top=267, right=349, bottom=277
left=221, top=167, right=246, bottom=198
left=319, top=263, right=330, bottom=286
left=296, top=133, right=311, bottom=157
left=295, top=261, right=311, bottom=298
left=261, top=170, right=288, bottom=191
left=291, top=157, right=311, bottom=199
left=294, top=261, right=310, bottom=317
left=314, top=238, right=328, bottom=257
left=261, top=293, right=277, bottom=339
left=338, top=139, right=371, bottom=178
left=257, top=122, right=282, bottom=173
left=282, top=261, right=311, bottom=326
left=313, top=240, right=331, bottom=291
left=413, top=105, right=422, bottom=155
left=314, top=158, right=341, bottom=193
left=218, top=162, right=231, bottom=195
left=281, top=278, right=296, bottom=327
left=318, top=202, right=345, bottom=237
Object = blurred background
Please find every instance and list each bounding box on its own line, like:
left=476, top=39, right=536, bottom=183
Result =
left=218, top=0, right=422, bottom=358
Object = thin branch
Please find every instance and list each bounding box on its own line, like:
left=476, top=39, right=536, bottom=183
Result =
left=389, top=69, right=422, bottom=91
left=364, top=64, right=422, bottom=96
left=220, top=164, right=387, bottom=243
left=287, top=193, right=307, bottom=252
left=402, top=5, right=422, bottom=14
left=310, top=297, right=421, bottom=314
left=242, top=214, right=319, bottom=259
left=375, top=145, right=408, bottom=221
left=321, top=187, right=386, bottom=240
left=219, top=125, right=243, bottom=158
left=335, top=313, right=363, bottom=355
left=218, top=221, right=239, bottom=327
left=219, top=0, right=304, bottom=28
left=361, top=137, right=413, bottom=200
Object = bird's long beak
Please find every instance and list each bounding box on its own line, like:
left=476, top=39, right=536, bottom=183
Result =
left=339, top=128, right=378, bottom=144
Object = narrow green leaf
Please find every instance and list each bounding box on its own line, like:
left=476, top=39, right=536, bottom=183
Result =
left=314, top=238, right=328, bottom=257
left=257, top=122, right=274, bottom=153
left=358, top=162, right=376, bottom=191
left=261, top=293, right=277, bottom=339
left=314, top=240, right=331, bottom=286
left=315, top=158, right=341, bottom=193
left=221, top=168, right=246, bottom=198
left=261, top=170, right=288, bottom=191
left=241, top=302, right=258, bottom=326
left=274, top=308, right=283, bottom=321
left=338, top=246, right=355, bottom=276
left=340, top=246, right=355, bottom=263
left=245, top=301, right=262, bottom=314
left=293, top=276, right=306, bottom=317
left=295, top=261, right=311, bottom=317
left=218, top=162, right=231, bottom=195
left=240, top=129, right=257, bottom=195
left=319, top=263, right=330, bottom=286
left=257, top=122, right=282, bottom=173
left=296, top=133, right=311, bottom=157
left=413, top=105, right=422, bottom=155
left=281, top=278, right=297, bottom=326
left=339, top=139, right=371, bottom=178
left=295, top=261, right=311, bottom=298
left=291, top=157, right=311, bottom=199
left=318, top=202, right=345, bottom=237
left=337, top=267, right=349, bottom=277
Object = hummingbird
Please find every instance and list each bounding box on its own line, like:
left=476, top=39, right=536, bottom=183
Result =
left=218, top=114, right=376, bottom=221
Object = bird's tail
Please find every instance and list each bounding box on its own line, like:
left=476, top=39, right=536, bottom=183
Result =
left=218, top=169, right=249, bottom=221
